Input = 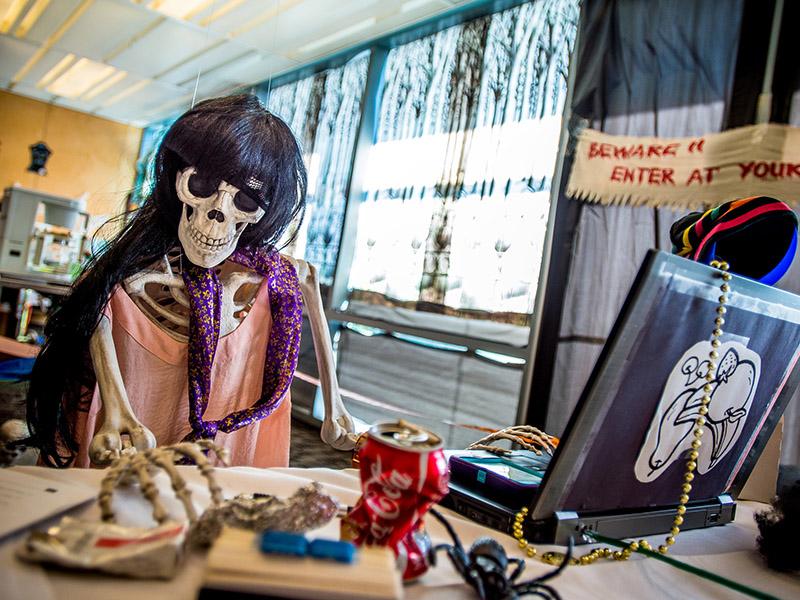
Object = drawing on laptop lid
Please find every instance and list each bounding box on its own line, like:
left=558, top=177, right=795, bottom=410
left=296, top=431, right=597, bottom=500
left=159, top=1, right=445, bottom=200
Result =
left=634, top=340, right=760, bottom=483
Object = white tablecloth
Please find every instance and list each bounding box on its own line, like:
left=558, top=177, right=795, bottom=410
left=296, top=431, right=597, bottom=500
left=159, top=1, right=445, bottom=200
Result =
left=1, top=465, right=798, bottom=600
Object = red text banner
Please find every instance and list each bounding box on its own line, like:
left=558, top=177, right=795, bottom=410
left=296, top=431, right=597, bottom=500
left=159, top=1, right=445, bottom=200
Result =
left=566, top=124, right=800, bottom=208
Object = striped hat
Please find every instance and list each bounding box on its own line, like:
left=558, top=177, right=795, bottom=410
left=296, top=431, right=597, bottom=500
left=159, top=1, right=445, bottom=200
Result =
left=670, top=196, right=798, bottom=285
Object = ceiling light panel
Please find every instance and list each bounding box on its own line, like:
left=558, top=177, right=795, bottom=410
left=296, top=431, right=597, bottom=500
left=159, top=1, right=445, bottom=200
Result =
left=46, top=56, right=117, bottom=98
left=57, top=0, right=159, bottom=61
left=36, top=52, right=74, bottom=88
left=15, top=0, right=83, bottom=43
left=5, top=46, right=72, bottom=87
left=147, top=0, right=213, bottom=20
left=0, top=0, right=28, bottom=34
left=109, top=18, right=222, bottom=78
left=13, top=0, right=50, bottom=37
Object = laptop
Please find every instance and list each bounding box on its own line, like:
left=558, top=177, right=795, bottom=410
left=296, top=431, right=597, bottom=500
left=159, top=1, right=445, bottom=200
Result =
left=442, top=249, right=800, bottom=545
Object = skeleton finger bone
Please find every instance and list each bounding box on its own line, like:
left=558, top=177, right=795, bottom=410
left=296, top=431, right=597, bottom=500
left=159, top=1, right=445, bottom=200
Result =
left=166, top=442, right=226, bottom=507
left=132, top=454, right=169, bottom=525
left=151, top=453, right=198, bottom=522
left=467, top=426, right=558, bottom=456
left=286, top=257, right=358, bottom=451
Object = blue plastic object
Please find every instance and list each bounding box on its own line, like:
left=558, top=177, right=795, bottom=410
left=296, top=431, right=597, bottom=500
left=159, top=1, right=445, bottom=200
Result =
left=260, top=531, right=308, bottom=557
left=309, top=538, right=357, bottom=564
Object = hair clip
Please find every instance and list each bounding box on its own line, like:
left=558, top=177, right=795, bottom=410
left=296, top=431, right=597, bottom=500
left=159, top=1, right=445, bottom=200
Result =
left=247, top=176, right=264, bottom=190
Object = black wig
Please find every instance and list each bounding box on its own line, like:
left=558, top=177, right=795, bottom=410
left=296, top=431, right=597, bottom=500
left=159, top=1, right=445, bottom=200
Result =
left=27, top=94, right=307, bottom=467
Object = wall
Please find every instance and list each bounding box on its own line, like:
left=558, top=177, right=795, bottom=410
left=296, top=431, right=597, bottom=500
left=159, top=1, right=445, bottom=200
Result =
left=0, top=91, right=141, bottom=219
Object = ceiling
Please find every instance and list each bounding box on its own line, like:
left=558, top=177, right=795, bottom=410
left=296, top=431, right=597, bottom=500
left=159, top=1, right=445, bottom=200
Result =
left=0, top=0, right=468, bottom=127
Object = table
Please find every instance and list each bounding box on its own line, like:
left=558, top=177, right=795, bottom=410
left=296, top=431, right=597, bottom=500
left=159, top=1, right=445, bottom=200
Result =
left=1, top=466, right=798, bottom=600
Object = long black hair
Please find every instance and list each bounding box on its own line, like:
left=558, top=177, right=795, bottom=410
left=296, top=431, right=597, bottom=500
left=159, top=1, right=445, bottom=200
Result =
left=27, top=94, right=306, bottom=467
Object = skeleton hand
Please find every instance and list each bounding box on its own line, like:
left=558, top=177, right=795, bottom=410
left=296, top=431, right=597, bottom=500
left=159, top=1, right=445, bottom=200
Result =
left=89, top=315, right=157, bottom=465
left=321, top=411, right=357, bottom=451
left=287, top=256, right=358, bottom=451
left=89, top=411, right=156, bottom=466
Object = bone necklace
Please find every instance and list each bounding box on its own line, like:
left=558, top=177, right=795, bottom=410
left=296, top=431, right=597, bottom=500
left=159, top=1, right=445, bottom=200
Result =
left=513, top=261, right=732, bottom=566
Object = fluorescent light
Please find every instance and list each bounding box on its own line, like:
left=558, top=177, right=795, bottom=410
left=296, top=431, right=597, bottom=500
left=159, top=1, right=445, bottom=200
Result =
left=297, top=17, right=377, bottom=54
left=14, top=0, right=49, bottom=37
left=148, top=0, right=213, bottom=20
left=0, top=0, right=27, bottom=33
left=9, top=0, right=93, bottom=88
left=401, top=0, right=433, bottom=12
left=36, top=53, right=75, bottom=88
left=102, top=79, right=150, bottom=107
left=47, top=57, right=117, bottom=98
left=83, top=70, right=127, bottom=100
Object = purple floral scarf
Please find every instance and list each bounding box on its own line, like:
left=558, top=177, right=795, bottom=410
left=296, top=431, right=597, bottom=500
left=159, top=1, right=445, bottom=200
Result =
left=181, top=247, right=302, bottom=441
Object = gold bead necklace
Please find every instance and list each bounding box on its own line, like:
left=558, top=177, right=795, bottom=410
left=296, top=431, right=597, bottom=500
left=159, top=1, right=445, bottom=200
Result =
left=513, top=260, right=732, bottom=566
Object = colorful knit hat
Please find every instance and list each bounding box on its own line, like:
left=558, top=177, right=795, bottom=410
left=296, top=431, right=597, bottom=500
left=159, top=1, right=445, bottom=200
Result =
left=670, top=196, right=798, bottom=285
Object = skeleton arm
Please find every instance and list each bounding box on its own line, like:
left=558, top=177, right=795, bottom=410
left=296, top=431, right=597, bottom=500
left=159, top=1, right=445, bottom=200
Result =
left=88, top=315, right=156, bottom=465
left=287, top=256, right=357, bottom=450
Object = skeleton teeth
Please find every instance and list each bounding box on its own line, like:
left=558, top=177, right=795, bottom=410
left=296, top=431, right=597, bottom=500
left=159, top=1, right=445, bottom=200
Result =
left=189, top=225, right=232, bottom=249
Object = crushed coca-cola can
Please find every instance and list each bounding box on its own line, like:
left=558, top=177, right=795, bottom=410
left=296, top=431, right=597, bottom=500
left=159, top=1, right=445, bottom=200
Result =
left=342, top=419, right=449, bottom=580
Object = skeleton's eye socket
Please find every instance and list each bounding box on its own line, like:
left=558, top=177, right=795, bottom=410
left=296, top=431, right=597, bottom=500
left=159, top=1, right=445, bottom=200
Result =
left=234, top=191, right=260, bottom=212
left=187, top=171, right=220, bottom=197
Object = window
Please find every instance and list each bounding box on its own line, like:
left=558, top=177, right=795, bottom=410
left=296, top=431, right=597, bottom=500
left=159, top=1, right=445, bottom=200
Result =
left=346, top=1, right=578, bottom=331
left=263, top=51, right=370, bottom=288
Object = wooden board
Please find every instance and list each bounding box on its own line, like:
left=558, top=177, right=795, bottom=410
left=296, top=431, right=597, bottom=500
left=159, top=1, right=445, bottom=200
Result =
left=202, top=527, right=403, bottom=600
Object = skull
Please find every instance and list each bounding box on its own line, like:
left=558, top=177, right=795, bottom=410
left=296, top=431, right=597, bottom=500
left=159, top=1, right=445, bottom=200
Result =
left=176, top=167, right=265, bottom=268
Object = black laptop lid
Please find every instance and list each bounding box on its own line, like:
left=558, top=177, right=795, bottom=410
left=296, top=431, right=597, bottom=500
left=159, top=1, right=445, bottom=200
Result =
left=532, top=250, right=800, bottom=519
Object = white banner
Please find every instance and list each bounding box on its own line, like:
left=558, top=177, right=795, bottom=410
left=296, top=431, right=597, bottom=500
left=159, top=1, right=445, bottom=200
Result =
left=566, top=124, right=800, bottom=209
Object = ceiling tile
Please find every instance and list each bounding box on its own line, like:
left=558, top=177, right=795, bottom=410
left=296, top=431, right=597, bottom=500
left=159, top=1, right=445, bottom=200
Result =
left=196, top=51, right=299, bottom=90
left=0, top=34, right=38, bottom=75
left=156, top=38, right=251, bottom=86
left=55, top=0, right=160, bottom=62
left=109, top=18, right=225, bottom=78
left=20, top=0, right=84, bottom=43
left=233, top=0, right=381, bottom=53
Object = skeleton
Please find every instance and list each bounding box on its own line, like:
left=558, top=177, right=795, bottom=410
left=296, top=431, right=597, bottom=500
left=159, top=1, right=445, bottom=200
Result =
left=466, top=425, right=558, bottom=456
left=88, top=168, right=357, bottom=466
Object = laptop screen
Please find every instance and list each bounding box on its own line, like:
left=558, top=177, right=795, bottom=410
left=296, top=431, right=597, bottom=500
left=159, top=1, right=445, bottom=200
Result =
left=532, top=250, right=800, bottom=519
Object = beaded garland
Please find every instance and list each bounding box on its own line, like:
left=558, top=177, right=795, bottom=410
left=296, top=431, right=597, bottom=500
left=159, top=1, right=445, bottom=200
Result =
left=513, top=261, right=733, bottom=566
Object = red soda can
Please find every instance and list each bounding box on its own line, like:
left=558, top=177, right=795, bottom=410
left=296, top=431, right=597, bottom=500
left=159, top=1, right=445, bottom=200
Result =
left=343, top=420, right=449, bottom=580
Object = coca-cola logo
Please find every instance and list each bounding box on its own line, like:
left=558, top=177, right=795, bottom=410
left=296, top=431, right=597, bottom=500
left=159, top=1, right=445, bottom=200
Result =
left=363, top=455, right=413, bottom=540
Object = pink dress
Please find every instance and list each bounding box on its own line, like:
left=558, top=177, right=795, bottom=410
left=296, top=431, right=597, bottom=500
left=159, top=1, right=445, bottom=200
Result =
left=73, top=282, right=291, bottom=468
